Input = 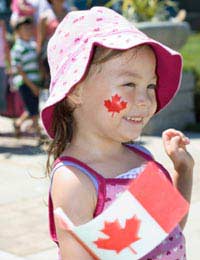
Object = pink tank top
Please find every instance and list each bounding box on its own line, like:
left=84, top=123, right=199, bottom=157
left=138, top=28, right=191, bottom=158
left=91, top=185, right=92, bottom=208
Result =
left=49, top=144, right=186, bottom=260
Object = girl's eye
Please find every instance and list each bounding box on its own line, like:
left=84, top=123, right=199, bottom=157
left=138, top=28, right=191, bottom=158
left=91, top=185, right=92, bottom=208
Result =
left=147, top=84, right=157, bottom=90
left=124, top=82, right=136, bottom=88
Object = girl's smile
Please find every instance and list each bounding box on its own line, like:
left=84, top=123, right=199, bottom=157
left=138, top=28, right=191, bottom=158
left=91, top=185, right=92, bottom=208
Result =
left=123, top=116, right=144, bottom=125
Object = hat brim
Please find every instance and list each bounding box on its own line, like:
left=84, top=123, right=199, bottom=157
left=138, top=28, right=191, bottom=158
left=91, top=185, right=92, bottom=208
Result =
left=41, top=31, right=182, bottom=138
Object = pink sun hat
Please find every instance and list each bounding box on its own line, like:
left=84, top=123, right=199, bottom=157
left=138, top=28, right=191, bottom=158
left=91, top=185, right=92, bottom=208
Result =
left=41, top=6, right=182, bottom=138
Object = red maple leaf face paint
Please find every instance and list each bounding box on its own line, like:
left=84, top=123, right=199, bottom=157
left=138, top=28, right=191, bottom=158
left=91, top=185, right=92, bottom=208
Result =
left=104, top=94, right=127, bottom=117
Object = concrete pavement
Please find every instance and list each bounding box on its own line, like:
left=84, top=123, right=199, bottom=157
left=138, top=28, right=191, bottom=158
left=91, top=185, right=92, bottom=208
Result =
left=0, top=115, right=199, bottom=260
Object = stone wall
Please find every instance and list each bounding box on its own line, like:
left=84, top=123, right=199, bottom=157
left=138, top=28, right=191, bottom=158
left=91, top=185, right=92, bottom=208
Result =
left=137, top=21, right=191, bottom=50
left=143, top=71, right=196, bottom=135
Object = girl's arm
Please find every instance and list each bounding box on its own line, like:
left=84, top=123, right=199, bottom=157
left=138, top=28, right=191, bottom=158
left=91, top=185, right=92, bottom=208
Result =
left=162, top=129, right=194, bottom=230
left=51, top=166, right=97, bottom=260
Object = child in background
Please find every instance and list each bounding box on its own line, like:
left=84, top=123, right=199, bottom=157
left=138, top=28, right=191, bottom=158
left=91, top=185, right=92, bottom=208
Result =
left=10, top=0, right=38, bottom=40
left=11, top=16, right=41, bottom=137
left=37, top=0, right=72, bottom=88
left=41, top=7, right=194, bottom=260
left=0, top=19, right=10, bottom=112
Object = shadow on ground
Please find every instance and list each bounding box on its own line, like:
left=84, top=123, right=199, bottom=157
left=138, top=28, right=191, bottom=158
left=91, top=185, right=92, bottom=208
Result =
left=0, top=144, right=45, bottom=156
left=0, top=131, right=45, bottom=139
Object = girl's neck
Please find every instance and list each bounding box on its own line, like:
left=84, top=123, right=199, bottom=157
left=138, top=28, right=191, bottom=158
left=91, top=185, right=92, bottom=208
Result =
left=61, top=133, right=145, bottom=178
left=62, top=132, right=128, bottom=162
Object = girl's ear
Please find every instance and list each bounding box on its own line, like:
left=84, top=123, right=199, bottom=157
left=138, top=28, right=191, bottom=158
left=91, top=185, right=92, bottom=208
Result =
left=67, top=85, right=83, bottom=106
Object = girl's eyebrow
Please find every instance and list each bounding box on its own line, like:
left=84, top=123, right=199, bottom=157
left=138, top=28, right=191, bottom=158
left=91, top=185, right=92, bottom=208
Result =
left=117, top=71, right=141, bottom=79
left=118, top=71, right=157, bottom=80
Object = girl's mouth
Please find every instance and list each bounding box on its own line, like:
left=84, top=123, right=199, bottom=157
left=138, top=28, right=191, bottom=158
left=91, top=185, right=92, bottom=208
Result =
left=123, top=116, right=144, bottom=124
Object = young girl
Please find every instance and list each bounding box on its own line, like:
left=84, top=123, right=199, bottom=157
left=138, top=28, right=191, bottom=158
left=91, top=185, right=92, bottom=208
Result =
left=41, top=7, right=194, bottom=260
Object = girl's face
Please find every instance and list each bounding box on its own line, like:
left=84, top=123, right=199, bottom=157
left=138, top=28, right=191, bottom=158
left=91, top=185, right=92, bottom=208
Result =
left=75, top=46, right=157, bottom=143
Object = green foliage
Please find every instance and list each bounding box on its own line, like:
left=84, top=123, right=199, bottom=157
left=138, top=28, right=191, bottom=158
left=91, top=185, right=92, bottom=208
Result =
left=180, top=33, right=200, bottom=93
left=106, top=0, right=178, bottom=21
left=180, top=33, right=200, bottom=122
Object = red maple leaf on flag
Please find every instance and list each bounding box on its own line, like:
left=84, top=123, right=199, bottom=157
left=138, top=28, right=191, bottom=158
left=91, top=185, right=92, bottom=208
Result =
left=104, top=94, right=127, bottom=117
left=94, top=216, right=141, bottom=254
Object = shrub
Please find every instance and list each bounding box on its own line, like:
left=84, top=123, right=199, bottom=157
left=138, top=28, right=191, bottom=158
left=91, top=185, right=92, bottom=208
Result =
left=180, top=33, right=200, bottom=122
left=106, top=0, right=178, bottom=21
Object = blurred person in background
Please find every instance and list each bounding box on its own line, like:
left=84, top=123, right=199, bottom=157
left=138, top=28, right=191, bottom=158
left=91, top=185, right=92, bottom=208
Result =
left=37, top=0, right=75, bottom=88
left=26, top=0, right=51, bottom=23
left=0, top=19, right=11, bottom=113
left=10, top=16, right=42, bottom=138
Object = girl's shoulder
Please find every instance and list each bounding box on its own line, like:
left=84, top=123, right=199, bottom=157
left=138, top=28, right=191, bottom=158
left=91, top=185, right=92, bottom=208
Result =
left=126, top=142, right=154, bottom=159
left=126, top=143, right=172, bottom=181
left=50, top=162, right=97, bottom=225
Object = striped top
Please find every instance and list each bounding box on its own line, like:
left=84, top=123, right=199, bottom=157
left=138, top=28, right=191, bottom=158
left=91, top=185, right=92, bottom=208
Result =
left=11, top=38, right=41, bottom=89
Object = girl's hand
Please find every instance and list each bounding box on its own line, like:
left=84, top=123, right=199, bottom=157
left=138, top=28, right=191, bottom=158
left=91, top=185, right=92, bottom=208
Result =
left=162, top=129, right=194, bottom=172
left=163, top=129, right=194, bottom=229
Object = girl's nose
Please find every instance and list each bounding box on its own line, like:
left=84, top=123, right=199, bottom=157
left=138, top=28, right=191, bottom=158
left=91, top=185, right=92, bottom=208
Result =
left=134, top=90, right=150, bottom=107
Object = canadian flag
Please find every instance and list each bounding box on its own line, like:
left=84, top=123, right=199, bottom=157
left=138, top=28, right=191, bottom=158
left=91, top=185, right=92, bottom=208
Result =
left=54, top=161, right=189, bottom=260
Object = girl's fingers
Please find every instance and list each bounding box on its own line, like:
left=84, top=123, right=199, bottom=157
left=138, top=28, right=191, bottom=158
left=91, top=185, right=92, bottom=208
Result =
left=170, top=136, right=185, bottom=151
left=182, top=137, right=190, bottom=145
left=163, top=129, right=183, bottom=139
left=162, top=129, right=190, bottom=146
left=162, top=130, right=191, bottom=156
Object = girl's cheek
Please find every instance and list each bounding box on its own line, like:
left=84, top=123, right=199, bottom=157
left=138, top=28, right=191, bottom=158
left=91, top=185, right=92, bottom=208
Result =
left=104, top=93, right=128, bottom=117
left=149, top=92, right=157, bottom=111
